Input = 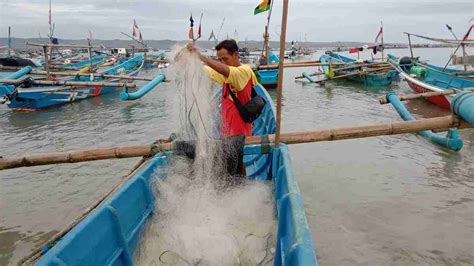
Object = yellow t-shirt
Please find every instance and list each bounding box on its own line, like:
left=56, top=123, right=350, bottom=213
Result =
left=205, top=64, right=258, bottom=92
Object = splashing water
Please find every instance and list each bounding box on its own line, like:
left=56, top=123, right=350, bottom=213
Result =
left=134, top=47, right=276, bottom=265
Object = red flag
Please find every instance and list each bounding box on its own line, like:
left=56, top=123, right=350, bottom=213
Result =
left=349, top=48, right=359, bottom=54
left=88, top=30, right=93, bottom=40
left=462, top=25, right=473, bottom=41
left=374, top=26, right=383, bottom=43
left=197, top=24, right=202, bottom=39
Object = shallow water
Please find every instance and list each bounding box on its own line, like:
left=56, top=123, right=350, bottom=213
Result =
left=0, top=47, right=473, bottom=265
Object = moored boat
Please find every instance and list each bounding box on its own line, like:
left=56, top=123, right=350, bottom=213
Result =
left=388, top=54, right=474, bottom=109
left=30, top=84, right=318, bottom=265
left=0, top=55, right=144, bottom=110
left=256, top=51, right=280, bottom=89
left=320, top=51, right=399, bottom=86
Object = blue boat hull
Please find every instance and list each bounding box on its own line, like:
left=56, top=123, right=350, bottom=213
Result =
left=256, top=51, right=280, bottom=89
left=388, top=54, right=474, bottom=109
left=320, top=51, right=399, bottom=86
left=2, top=55, right=144, bottom=110
left=34, top=85, right=318, bottom=265
left=256, top=69, right=279, bottom=89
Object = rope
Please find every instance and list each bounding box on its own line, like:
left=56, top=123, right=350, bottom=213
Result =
left=158, top=250, right=192, bottom=265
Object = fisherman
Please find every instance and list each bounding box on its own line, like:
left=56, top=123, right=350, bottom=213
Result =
left=187, top=39, right=259, bottom=178
left=187, top=39, right=257, bottom=137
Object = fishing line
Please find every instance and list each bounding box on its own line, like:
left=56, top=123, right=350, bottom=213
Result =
left=158, top=250, right=192, bottom=265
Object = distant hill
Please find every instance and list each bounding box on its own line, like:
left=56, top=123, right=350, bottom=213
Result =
left=0, top=37, right=410, bottom=51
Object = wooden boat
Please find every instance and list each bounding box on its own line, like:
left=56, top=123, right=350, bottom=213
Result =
left=388, top=54, right=474, bottom=109
left=31, top=84, right=318, bottom=265
left=60, top=53, right=107, bottom=68
left=0, top=55, right=144, bottom=110
left=320, top=51, right=399, bottom=86
left=256, top=51, right=280, bottom=89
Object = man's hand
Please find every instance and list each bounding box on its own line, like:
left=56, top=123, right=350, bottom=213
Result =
left=186, top=43, right=199, bottom=53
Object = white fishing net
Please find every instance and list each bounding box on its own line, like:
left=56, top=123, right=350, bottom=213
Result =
left=135, top=46, right=276, bottom=265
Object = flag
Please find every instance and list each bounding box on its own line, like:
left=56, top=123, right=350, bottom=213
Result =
left=254, top=0, right=271, bottom=15
left=349, top=48, right=359, bottom=54
left=132, top=19, right=139, bottom=38
left=88, top=30, right=93, bottom=40
left=197, top=22, right=202, bottom=39
left=188, top=15, right=194, bottom=40
left=462, top=25, right=473, bottom=41
left=132, top=19, right=144, bottom=42
left=374, top=26, right=383, bottom=43
left=208, top=30, right=216, bottom=41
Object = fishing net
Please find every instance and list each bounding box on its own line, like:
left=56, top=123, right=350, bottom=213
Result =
left=134, top=46, right=276, bottom=265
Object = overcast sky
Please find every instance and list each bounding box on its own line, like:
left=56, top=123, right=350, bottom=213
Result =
left=1, top=0, right=473, bottom=43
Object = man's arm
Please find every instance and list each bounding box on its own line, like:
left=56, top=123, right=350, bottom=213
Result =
left=187, top=43, right=230, bottom=78
left=200, top=54, right=230, bottom=78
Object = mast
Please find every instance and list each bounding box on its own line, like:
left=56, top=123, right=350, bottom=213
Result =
left=263, top=0, right=275, bottom=65
left=48, top=0, right=54, bottom=40
left=381, top=21, right=384, bottom=62
left=8, top=26, right=11, bottom=57
left=275, top=0, right=289, bottom=148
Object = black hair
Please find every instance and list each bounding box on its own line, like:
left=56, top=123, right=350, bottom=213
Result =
left=215, top=39, right=239, bottom=54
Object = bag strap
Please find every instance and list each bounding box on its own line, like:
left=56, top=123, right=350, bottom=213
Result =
left=226, top=83, right=244, bottom=108
left=226, top=83, right=257, bottom=107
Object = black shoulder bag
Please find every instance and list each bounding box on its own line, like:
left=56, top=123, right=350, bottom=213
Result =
left=226, top=84, right=266, bottom=123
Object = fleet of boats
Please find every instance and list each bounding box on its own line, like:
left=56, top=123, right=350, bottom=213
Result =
left=1, top=1, right=473, bottom=265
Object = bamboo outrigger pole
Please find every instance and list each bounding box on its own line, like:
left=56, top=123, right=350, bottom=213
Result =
left=275, top=0, right=289, bottom=148
left=0, top=78, right=136, bottom=88
left=1, top=115, right=471, bottom=171
left=28, top=70, right=155, bottom=81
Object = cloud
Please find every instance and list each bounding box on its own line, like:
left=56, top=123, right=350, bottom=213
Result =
left=1, top=0, right=473, bottom=42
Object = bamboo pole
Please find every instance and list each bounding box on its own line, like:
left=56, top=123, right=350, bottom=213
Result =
left=293, top=63, right=393, bottom=79
left=27, top=42, right=100, bottom=49
left=275, top=0, right=289, bottom=148
left=259, top=60, right=392, bottom=70
left=43, top=46, right=51, bottom=80
left=29, top=70, right=154, bottom=81
left=312, top=66, right=393, bottom=83
left=259, top=61, right=346, bottom=69
left=87, top=41, right=93, bottom=71
left=0, top=79, right=136, bottom=88
left=1, top=115, right=471, bottom=171
left=294, top=72, right=325, bottom=79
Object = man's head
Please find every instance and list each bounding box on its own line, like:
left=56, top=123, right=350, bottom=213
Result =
left=215, top=39, right=240, bottom=67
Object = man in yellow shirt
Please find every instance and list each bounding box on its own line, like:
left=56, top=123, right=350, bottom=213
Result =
left=187, top=40, right=258, bottom=137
